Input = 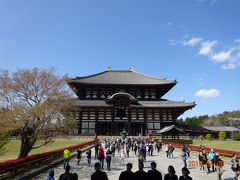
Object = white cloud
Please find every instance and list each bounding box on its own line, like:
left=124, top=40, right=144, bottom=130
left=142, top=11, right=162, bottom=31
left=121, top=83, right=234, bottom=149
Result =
left=211, top=48, right=234, bottom=62
left=221, top=52, right=240, bottom=70
left=198, top=40, right=217, bottom=56
left=195, top=89, right=221, bottom=98
left=209, top=0, right=217, bottom=6
left=221, top=63, right=237, bottom=70
left=169, top=39, right=178, bottom=46
left=196, top=0, right=218, bottom=6
left=183, top=37, right=202, bottom=46
left=234, top=39, right=240, bottom=44
left=171, top=36, right=240, bottom=70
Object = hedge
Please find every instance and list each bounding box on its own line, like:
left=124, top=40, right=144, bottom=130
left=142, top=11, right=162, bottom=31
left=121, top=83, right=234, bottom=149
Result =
left=162, top=142, right=240, bottom=157
left=0, top=139, right=97, bottom=170
left=161, top=139, right=193, bottom=144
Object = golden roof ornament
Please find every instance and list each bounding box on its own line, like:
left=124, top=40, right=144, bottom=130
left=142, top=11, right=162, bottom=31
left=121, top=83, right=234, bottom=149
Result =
left=106, top=66, right=111, bottom=71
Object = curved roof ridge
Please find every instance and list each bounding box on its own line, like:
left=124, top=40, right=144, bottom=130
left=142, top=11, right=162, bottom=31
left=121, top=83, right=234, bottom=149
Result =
left=107, top=91, right=136, bottom=100
left=75, top=70, right=107, bottom=79
left=133, top=70, right=176, bottom=83
left=74, top=70, right=176, bottom=82
left=160, top=99, right=189, bottom=103
left=69, top=69, right=177, bottom=85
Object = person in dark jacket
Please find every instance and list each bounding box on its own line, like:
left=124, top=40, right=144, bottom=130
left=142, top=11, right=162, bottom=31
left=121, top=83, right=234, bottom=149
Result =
left=94, top=143, right=99, bottom=159
left=179, top=167, right=192, bottom=180
left=86, top=148, right=92, bottom=166
left=119, top=163, right=135, bottom=180
left=59, top=165, right=73, bottom=180
left=135, top=162, right=148, bottom=180
left=91, top=162, right=108, bottom=180
left=147, top=162, right=162, bottom=180
left=76, top=148, right=81, bottom=165
left=164, top=165, right=178, bottom=180
left=105, top=148, right=112, bottom=171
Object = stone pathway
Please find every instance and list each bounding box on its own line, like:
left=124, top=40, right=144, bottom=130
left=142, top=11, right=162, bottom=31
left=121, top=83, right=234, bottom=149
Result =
left=36, top=147, right=237, bottom=180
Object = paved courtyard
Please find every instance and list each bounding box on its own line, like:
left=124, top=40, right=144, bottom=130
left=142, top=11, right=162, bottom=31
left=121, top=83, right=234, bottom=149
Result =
left=36, top=146, right=237, bottom=180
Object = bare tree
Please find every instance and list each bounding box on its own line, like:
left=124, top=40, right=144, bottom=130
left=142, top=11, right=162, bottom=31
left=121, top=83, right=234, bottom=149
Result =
left=0, top=67, right=76, bottom=158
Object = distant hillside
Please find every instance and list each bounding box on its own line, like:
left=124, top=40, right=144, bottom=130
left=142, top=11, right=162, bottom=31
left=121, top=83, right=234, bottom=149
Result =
left=177, top=110, right=240, bottom=126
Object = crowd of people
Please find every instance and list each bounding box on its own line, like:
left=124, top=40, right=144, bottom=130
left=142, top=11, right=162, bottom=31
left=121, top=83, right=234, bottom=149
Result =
left=45, top=137, right=240, bottom=180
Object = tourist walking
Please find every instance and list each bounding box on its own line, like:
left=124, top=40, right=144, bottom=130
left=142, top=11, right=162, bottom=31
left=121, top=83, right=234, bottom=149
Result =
left=149, top=143, right=154, bottom=156
left=164, top=165, right=178, bottom=180
left=179, top=167, right=192, bottom=180
left=208, top=148, right=216, bottom=172
left=120, top=147, right=127, bottom=165
left=135, top=162, right=148, bottom=180
left=118, top=163, right=135, bottom=180
left=198, top=151, right=207, bottom=173
left=230, top=154, right=240, bottom=180
left=126, top=145, right=130, bottom=158
left=63, top=148, right=71, bottom=169
left=59, top=165, right=73, bottom=180
left=76, top=148, right=81, bottom=165
left=86, top=148, right=92, bottom=166
left=140, top=143, right=147, bottom=161
left=105, top=148, right=112, bottom=171
left=214, top=153, right=224, bottom=180
left=98, top=145, right=105, bottom=170
left=168, top=144, right=174, bottom=158
left=111, top=143, right=116, bottom=157
left=156, top=141, right=162, bottom=153
left=181, top=150, right=188, bottom=168
left=134, top=143, right=138, bottom=155
left=186, top=145, right=191, bottom=158
left=45, top=169, right=55, bottom=180
left=94, top=142, right=99, bottom=159
left=91, top=162, right=109, bottom=180
left=203, top=150, right=211, bottom=173
left=147, top=162, right=162, bottom=180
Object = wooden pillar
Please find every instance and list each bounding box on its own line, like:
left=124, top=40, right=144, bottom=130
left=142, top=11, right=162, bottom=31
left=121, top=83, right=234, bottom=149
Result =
left=79, top=110, right=82, bottom=135
left=144, top=109, right=147, bottom=136
left=128, top=108, right=131, bottom=135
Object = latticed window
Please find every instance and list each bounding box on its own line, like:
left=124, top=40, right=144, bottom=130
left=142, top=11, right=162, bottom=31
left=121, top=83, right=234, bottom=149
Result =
left=115, top=106, right=127, bottom=118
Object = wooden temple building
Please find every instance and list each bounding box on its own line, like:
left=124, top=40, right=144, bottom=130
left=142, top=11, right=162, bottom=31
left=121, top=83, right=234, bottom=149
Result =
left=68, top=68, right=196, bottom=135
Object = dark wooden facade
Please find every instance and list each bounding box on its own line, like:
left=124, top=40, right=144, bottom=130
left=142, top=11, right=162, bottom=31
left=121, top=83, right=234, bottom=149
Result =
left=68, top=69, right=195, bottom=135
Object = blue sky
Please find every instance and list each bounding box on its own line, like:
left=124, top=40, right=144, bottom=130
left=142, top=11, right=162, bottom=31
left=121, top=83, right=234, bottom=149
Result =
left=0, top=0, right=239, bottom=119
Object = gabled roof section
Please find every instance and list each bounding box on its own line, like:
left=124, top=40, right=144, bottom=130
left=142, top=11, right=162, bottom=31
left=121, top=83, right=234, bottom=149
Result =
left=71, top=99, right=195, bottom=108
left=138, top=100, right=195, bottom=108
left=177, top=125, right=212, bottom=133
left=157, top=125, right=184, bottom=134
left=105, top=92, right=139, bottom=105
left=69, top=70, right=176, bottom=85
left=203, top=126, right=240, bottom=132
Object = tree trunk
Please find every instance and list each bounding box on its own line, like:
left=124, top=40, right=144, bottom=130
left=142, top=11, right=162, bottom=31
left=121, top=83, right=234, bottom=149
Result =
left=18, top=136, right=35, bottom=158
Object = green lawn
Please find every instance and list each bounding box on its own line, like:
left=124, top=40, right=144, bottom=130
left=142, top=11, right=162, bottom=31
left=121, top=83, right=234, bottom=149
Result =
left=0, top=137, right=90, bottom=162
left=193, top=140, right=240, bottom=151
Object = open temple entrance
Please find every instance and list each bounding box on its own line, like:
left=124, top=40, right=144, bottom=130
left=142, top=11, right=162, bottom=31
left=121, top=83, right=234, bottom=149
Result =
left=95, top=122, right=146, bottom=136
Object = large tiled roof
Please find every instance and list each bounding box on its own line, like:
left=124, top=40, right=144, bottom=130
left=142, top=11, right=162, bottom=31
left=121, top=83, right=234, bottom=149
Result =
left=177, top=125, right=212, bottom=132
left=69, top=70, right=176, bottom=85
left=73, top=99, right=195, bottom=108
left=203, top=126, right=240, bottom=132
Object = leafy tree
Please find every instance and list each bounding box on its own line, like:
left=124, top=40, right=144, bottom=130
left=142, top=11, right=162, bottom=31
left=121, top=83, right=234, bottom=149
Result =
left=205, top=134, right=212, bottom=140
left=0, top=68, right=76, bottom=158
left=198, top=135, right=205, bottom=141
left=0, top=109, right=12, bottom=155
left=0, top=134, right=9, bottom=155
left=233, top=132, right=240, bottom=141
left=177, top=115, right=208, bottom=126
left=218, top=131, right=227, bottom=141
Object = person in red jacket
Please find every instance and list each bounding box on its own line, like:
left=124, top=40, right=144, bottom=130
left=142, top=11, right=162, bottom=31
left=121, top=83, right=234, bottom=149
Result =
left=98, top=144, right=105, bottom=170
